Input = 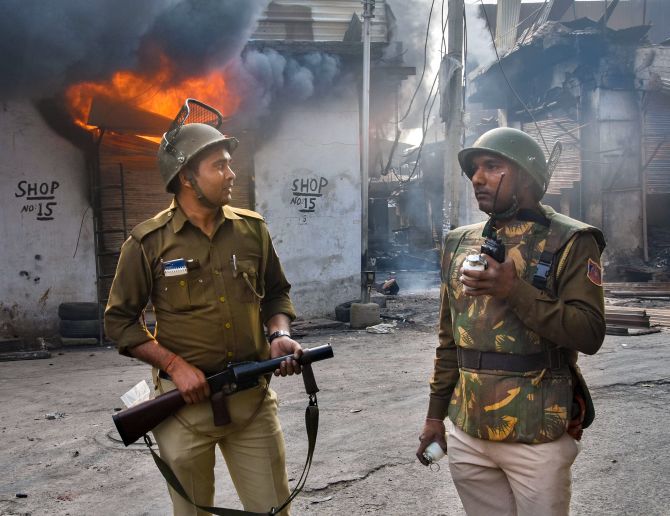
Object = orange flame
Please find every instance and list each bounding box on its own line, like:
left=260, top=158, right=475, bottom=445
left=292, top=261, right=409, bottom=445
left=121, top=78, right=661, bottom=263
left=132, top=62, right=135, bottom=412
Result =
left=66, top=54, right=240, bottom=132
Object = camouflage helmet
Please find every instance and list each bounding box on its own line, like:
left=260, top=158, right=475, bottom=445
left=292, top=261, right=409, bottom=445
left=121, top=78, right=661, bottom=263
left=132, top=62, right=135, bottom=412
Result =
left=157, top=123, right=239, bottom=192
left=458, top=127, right=549, bottom=194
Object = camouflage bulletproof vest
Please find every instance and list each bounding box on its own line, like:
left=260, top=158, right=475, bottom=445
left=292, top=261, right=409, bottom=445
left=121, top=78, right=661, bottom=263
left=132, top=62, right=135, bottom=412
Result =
left=444, top=205, right=600, bottom=444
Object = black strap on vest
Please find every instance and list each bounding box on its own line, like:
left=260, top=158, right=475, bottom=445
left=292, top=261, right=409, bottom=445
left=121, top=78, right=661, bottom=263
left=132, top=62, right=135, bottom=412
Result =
left=532, top=250, right=554, bottom=290
left=144, top=368, right=322, bottom=515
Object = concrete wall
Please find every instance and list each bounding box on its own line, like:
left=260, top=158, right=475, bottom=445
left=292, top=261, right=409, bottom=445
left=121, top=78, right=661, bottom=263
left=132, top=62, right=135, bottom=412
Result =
left=254, top=96, right=361, bottom=318
left=0, top=101, right=95, bottom=339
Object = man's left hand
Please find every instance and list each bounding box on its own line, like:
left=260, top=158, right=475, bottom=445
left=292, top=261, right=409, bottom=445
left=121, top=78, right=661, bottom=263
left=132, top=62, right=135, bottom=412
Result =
left=460, top=254, right=518, bottom=299
left=270, top=337, right=303, bottom=377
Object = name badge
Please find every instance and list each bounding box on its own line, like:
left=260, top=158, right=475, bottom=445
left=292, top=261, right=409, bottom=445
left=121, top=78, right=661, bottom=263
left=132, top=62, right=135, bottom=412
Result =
left=162, top=258, right=200, bottom=277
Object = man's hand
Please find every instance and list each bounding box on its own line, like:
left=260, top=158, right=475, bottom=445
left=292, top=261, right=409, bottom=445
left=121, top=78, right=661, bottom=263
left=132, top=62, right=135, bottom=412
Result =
left=416, top=418, right=447, bottom=466
left=166, top=356, right=210, bottom=404
left=460, top=254, right=518, bottom=299
left=270, top=337, right=303, bottom=377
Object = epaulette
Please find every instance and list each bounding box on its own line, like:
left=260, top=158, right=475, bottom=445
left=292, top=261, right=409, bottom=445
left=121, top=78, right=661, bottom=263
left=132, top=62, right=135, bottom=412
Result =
left=130, top=207, right=175, bottom=241
left=228, top=206, right=265, bottom=221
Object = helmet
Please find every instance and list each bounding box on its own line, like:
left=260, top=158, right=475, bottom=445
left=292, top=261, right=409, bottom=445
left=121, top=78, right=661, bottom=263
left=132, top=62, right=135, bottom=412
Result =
left=157, top=123, right=239, bottom=192
left=458, top=127, right=549, bottom=194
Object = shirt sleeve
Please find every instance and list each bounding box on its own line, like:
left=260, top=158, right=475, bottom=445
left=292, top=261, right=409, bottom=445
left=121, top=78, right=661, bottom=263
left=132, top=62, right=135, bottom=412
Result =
left=259, top=223, right=296, bottom=324
left=104, top=237, right=155, bottom=356
left=505, top=232, right=606, bottom=355
left=427, top=282, right=460, bottom=420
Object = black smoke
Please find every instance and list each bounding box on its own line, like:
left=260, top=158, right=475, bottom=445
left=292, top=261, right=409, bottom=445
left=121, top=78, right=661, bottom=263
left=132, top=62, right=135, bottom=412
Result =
left=0, top=0, right=269, bottom=100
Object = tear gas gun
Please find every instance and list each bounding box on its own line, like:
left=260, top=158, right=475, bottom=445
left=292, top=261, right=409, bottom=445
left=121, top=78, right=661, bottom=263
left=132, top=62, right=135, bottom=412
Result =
left=113, top=344, right=334, bottom=446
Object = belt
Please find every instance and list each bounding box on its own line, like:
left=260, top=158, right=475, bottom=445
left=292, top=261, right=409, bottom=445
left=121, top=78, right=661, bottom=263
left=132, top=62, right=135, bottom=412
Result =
left=457, top=347, right=564, bottom=372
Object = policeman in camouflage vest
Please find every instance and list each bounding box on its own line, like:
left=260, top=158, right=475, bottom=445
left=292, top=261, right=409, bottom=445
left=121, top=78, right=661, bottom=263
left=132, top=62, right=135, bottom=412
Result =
left=416, top=127, right=606, bottom=515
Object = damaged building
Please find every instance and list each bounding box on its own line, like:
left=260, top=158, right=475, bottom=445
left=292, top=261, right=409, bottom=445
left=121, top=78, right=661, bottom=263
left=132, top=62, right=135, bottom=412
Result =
left=0, top=0, right=415, bottom=342
left=461, top=0, right=670, bottom=281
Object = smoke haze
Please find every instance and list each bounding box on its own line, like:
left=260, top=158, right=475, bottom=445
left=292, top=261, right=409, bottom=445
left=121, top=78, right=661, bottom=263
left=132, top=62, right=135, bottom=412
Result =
left=0, top=0, right=269, bottom=99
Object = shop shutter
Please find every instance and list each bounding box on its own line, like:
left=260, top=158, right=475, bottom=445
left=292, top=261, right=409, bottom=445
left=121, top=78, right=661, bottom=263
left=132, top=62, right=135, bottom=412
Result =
left=522, top=114, right=581, bottom=195
left=642, top=92, right=670, bottom=194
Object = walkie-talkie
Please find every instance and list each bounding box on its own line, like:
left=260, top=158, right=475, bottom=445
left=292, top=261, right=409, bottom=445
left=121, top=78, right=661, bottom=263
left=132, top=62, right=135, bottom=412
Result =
left=480, top=173, right=507, bottom=263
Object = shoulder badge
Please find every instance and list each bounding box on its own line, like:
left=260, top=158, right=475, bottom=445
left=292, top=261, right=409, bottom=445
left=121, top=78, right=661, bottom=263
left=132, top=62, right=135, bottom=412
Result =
left=587, top=258, right=602, bottom=286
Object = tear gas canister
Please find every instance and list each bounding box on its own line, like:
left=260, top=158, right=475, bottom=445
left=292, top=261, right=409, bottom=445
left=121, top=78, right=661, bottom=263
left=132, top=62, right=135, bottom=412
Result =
left=462, top=254, right=488, bottom=292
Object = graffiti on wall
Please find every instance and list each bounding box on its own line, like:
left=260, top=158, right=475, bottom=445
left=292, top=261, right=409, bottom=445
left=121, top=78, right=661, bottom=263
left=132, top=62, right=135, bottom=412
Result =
left=290, top=176, right=328, bottom=214
left=15, top=181, right=59, bottom=221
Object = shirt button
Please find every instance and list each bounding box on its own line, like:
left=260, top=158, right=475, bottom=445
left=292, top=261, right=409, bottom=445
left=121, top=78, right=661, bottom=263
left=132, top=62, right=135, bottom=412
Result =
left=214, top=270, right=221, bottom=275
left=227, top=351, right=233, bottom=359
left=219, top=296, right=226, bottom=303
left=179, top=280, right=186, bottom=287
left=225, top=322, right=232, bottom=329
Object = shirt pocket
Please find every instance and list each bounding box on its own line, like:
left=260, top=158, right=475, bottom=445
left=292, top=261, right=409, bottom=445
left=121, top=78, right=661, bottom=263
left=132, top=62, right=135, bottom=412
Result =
left=232, top=259, right=264, bottom=303
left=154, top=269, right=208, bottom=312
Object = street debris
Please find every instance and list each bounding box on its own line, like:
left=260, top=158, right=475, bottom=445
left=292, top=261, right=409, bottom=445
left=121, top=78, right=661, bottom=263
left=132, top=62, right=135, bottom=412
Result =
left=45, top=412, right=65, bottom=420
left=310, top=496, right=333, bottom=504
left=366, top=322, right=397, bottom=334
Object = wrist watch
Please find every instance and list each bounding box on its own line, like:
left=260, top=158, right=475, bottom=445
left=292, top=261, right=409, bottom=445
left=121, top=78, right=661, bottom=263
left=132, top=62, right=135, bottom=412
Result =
left=268, top=330, right=291, bottom=343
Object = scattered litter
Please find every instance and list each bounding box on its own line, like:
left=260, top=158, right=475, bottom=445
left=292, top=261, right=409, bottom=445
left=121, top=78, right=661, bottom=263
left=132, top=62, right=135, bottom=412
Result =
left=366, top=321, right=397, bottom=334
left=621, top=343, right=628, bottom=348
left=350, top=409, right=362, bottom=413
left=71, top=450, right=79, bottom=458
left=611, top=459, right=618, bottom=464
left=16, top=493, right=27, bottom=498
left=45, top=412, right=65, bottom=420
left=310, top=496, right=333, bottom=504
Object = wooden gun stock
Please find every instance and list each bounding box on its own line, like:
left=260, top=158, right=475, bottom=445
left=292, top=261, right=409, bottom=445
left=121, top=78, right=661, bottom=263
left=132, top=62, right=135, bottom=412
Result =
left=112, top=389, right=185, bottom=447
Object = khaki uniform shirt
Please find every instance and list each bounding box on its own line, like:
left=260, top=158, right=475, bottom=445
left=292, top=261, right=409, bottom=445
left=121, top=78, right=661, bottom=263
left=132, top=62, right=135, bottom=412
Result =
left=428, top=207, right=606, bottom=430
left=105, top=200, right=296, bottom=372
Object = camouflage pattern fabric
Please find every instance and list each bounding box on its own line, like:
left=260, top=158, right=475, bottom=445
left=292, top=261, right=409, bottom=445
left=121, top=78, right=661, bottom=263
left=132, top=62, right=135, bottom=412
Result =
left=444, top=215, right=580, bottom=444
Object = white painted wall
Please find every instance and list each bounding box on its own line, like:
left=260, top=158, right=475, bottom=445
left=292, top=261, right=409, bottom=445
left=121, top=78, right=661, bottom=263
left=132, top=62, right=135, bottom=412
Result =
left=254, top=96, right=361, bottom=318
left=0, top=101, right=96, bottom=339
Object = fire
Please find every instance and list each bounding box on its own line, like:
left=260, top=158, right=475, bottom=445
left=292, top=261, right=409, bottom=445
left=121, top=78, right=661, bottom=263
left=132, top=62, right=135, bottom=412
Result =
left=66, top=54, right=240, bottom=132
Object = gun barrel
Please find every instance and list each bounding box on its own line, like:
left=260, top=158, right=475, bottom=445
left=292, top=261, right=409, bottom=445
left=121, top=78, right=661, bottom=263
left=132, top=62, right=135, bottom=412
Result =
left=232, top=344, right=334, bottom=383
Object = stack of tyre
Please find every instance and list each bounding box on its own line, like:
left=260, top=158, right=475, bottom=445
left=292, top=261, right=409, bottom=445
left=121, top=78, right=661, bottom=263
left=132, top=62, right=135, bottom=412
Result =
left=58, top=302, right=102, bottom=345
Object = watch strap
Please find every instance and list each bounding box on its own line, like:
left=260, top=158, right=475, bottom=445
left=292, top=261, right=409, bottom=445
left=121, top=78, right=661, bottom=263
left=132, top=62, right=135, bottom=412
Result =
left=268, top=330, right=291, bottom=343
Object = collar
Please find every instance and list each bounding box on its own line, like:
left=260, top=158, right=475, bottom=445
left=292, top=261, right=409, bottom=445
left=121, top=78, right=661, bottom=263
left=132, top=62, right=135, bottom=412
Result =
left=169, top=199, right=241, bottom=233
left=515, top=207, right=550, bottom=227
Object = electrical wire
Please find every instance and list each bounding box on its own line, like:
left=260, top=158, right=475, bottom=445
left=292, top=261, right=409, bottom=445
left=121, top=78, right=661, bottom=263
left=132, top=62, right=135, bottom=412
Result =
left=398, top=0, right=437, bottom=124
left=478, top=0, right=550, bottom=153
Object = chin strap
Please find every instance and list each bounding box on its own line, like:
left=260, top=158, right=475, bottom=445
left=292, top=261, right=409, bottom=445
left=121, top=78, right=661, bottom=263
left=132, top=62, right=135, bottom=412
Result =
left=185, top=169, right=220, bottom=210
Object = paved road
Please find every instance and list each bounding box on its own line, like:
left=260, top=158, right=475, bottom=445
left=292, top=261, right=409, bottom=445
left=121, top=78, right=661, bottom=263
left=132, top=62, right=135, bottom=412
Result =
left=0, top=294, right=668, bottom=515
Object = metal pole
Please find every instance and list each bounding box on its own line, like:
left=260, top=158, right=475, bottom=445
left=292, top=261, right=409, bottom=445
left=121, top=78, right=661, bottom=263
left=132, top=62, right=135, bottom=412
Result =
left=361, top=0, right=374, bottom=303
left=443, top=0, right=465, bottom=232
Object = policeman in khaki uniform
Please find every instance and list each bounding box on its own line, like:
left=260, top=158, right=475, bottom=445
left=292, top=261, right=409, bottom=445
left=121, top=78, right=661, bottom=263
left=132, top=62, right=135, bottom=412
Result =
left=105, top=102, right=301, bottom=516
left=416, top=127, right=606, bottom=515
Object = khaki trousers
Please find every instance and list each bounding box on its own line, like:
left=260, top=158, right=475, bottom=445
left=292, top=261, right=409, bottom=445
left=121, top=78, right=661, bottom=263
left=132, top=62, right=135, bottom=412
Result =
left=447, top=421, right=581, bottom=516
left=152, top=374, right=291, bottom=516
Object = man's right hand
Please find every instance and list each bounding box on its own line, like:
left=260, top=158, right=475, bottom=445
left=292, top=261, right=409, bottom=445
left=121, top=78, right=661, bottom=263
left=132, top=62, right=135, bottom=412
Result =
left=166, top=356, right=211, bottom=404
left=416, top=418, right=447, bottom=466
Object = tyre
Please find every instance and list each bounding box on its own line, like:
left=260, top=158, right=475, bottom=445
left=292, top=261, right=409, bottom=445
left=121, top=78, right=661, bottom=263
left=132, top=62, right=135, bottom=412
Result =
left=59, top=319, right=100, bottom=338
left=58, top=302, right=99, bottom=321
